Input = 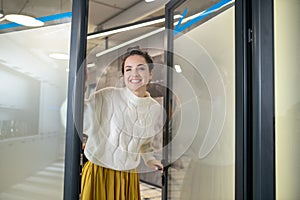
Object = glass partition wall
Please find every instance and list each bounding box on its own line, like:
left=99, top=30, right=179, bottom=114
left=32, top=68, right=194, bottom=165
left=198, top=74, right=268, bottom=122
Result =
left=85, top=1, right=236, bottom=199
left=0, top=1, right=72, bottom=199
left=165, top=0, right=236, bottom=199
left=85, top=26, right=166, bottom=200
left=3, top=0, right=296, bottom=199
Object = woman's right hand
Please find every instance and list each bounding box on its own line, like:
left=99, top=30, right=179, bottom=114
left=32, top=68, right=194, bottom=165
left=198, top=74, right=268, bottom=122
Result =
left=147, top=159, right=164, bottom=172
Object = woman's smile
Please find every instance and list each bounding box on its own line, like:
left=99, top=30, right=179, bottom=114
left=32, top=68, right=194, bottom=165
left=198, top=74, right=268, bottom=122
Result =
left=130, top=78, right=142, bottom=84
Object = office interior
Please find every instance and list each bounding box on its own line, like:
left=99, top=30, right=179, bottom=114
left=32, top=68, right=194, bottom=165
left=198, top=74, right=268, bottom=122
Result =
left=0, top=0, right=299, bottom=199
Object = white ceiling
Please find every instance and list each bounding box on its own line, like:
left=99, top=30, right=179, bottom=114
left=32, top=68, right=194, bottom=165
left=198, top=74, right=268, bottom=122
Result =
left=0, top=0, right=169, bottom=84
left=0, top=0, right=168, bottom=34
left=0, top=23, right=71, bottom=85
left=0, top=0, right=226, bottom=87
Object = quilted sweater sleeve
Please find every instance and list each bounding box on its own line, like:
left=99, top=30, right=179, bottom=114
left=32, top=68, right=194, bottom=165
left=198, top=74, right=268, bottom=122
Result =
left=140, top=102, right=164, bottom=164
left=83, top=91, right=103, bottom=137
left=83, top=94, right=93, bottom=137
left=140, top=137, right=156, bottom=163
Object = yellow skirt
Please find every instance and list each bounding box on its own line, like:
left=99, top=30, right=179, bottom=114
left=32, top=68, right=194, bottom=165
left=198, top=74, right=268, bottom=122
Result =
left=81, top=161, right=141, bottom=200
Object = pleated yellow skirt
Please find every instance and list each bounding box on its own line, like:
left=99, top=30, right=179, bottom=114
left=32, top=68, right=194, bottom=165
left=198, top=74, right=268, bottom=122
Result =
left=81, top=161, right=141, bottom=200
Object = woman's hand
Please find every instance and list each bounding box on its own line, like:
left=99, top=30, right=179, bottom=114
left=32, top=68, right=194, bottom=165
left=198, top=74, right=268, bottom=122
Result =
left=147, top=159, right=164, bottom=172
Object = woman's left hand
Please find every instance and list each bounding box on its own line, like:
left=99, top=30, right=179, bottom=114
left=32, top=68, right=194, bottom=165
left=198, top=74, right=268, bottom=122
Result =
left=147, top=159, right=164, bottom=172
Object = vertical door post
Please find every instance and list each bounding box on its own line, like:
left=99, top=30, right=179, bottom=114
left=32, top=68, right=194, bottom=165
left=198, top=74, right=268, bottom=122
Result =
left=63, top=0, right=89, bottom=199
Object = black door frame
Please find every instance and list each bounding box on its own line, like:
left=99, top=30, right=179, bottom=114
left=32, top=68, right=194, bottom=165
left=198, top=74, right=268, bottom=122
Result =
left=235, top=0, right=251, bottom=198
left=63, top=0, right=88, bottom=199
left=250, top=0, right=275, bottom=199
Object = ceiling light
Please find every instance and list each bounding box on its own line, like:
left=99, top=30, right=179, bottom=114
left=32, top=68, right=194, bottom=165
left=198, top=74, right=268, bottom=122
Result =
left=88, top=15, right=181, bottom=40
left=174, top=64, right=182, bottom=73
left=49, top=53, right=69, bottom=60
left=5, top=14, right=44, bottom=27
left=0, top=0, right=44, bottom=27
left=145, top=0, right=156, bottom=2
left=88, top=18, right=165, bottom=40
left=87, top=63, right=96, bottom=68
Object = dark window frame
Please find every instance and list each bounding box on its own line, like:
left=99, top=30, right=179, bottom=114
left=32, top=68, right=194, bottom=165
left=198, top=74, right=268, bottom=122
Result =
left=63, top=0, right=88, bottom=199
left=251, top=0, right=275, bottom=199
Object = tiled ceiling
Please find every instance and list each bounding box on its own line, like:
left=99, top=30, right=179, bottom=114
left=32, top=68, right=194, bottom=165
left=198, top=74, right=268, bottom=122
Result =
left=0, top=0, right=166, bottom=34
left=0, top=0, right=236, bottom=100
left=88, top=0, right=143, bottom=32
left=0, top=0, right=168, bottom=83
left=0, top=0, right=168, bottom=55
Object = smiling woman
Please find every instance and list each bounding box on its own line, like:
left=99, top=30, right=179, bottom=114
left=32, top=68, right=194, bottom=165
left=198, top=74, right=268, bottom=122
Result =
left=81, top=48, right=164, bottom=200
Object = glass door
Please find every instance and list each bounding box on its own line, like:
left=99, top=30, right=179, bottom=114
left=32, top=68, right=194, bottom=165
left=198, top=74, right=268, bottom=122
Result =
left=0, top=1, right=72, bottom=199
left=164, top=0, right=236, bottom=199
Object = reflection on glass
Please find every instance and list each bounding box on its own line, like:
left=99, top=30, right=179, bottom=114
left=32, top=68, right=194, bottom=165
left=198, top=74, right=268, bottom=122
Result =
left=0, top=66, right=40, bottom=140
left=0, top=19, right=70, bottom=200
left=275, top=0, right=300, bottom=199
left=168, top=2, right=235, bottom=199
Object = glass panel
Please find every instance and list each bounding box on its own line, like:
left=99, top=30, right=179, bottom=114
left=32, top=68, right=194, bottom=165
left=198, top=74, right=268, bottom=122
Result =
left=87, top=26, right=165, bottom=52
left=85, top=24, right=166, bottom=199
left=0, top=1, right=71, bottom=199
left=275, top=0, right=300, bottom=199
left=168, top=0, right=235, bottom=199
left=86, top=11, right=167, bottom=197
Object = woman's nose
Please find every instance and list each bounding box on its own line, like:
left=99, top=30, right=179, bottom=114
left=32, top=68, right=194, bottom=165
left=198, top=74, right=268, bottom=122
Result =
left=132, top=69, right=139, bottom=76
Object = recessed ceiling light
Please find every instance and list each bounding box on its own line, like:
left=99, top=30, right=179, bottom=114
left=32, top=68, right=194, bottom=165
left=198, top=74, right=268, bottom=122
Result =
left=145, top=0, right=156, bottom=2
left=174, top=64, right=182, bottom=73
left=5, top=14, right=44, bottom=27
left=87, top=63, right=96, bottom=68
left=49, top=53, right=69, bottom=60
left=88, top=15, right=181, bottom=40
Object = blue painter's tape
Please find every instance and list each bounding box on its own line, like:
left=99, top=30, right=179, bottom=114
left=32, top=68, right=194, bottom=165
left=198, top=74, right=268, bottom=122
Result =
left=0, top=22, right=20, bottom=30
left=0, top=12, right=72, bottom=30
left=37, top=12, right=72, bottom=22
left=174, top=0, right=233, bottom=35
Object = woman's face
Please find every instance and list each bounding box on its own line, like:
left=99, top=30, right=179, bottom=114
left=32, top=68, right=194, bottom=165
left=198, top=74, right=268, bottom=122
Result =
left=123, top=55, right=152, bottom=97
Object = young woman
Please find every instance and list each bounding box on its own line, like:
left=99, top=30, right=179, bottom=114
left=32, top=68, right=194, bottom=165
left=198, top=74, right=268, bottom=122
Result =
left=81, top=49, right=164, bottom=200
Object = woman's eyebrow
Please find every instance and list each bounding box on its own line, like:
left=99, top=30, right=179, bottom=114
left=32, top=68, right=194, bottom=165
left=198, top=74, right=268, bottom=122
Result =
left=125, top=64, right=145, bottom=68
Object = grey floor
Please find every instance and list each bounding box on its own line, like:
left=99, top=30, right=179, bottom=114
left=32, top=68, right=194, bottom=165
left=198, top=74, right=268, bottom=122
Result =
left=140, top=182, right=161, bottom=200
left=0, top=160, right=165, bottom=200
left=0, top=161, right=64, bottom=200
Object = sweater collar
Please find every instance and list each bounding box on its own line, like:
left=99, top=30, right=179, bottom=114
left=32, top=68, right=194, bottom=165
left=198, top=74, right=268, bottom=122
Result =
left=124, top=87, right=151, bottom=105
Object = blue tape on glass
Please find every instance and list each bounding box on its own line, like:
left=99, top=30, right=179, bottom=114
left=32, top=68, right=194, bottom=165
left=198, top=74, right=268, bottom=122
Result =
left=0, top=12, right=72, bottom=30
left=174, top=0, right=232, bottom=35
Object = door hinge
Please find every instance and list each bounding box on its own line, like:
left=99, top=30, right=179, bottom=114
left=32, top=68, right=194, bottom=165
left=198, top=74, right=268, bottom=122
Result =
left=248, top=28, right=253, bottom=43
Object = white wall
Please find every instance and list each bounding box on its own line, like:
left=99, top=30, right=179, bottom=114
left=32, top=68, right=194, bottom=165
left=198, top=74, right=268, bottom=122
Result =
left=275, top=0, right=300, bottom=199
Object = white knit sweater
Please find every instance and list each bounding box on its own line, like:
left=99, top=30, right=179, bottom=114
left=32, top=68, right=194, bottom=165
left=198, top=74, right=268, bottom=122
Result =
left=83, top=87, right=163, bottom=171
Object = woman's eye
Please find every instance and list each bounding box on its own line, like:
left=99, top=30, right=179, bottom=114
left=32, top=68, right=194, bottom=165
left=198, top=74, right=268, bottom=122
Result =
left=125, top=68, right=131, bottom=72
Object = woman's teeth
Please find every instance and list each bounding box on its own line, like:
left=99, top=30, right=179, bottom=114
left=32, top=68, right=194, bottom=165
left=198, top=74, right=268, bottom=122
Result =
left=130, top=79, right=141, bottom=83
